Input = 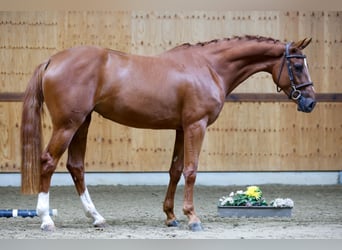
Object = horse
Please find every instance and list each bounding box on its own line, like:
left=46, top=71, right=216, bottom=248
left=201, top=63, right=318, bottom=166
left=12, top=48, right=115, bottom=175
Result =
left=20, top=35, right=316, bottom=232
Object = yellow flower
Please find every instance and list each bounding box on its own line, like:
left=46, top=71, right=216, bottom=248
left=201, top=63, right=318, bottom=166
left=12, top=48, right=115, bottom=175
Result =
left=245, top=186, right=262, bottom=199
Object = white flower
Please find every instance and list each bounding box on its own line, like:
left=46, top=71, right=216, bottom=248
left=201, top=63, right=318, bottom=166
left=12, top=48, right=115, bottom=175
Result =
left=284, top=198, right=294, bottom=207
left=219, top=196, right=234, bottom=206
left=229, top=192, right=235, bottom=197
left=236, top=190, right=244, bottom=194
left=227, top=197, right=234, bottom=204
left=272, top=198, right=294, bottom=208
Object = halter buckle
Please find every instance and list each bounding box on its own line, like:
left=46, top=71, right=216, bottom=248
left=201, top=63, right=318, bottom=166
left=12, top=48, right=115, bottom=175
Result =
left=290, top=89, right=302, bottom=100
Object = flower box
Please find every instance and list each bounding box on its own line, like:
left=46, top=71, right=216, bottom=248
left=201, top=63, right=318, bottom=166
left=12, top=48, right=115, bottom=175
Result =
left=217, top=205, right=292, bottom=218
left=218, top=186, right=294, bottom=217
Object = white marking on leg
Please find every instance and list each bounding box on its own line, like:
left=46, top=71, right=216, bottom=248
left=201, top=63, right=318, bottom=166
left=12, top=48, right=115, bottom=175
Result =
left=80, top=188, right=105, bottom=226
left=37, top=192, right=55, bottom=230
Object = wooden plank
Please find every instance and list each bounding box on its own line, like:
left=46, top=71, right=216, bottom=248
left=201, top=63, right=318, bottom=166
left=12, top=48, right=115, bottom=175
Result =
left=0, top=92, right=23, bottom=102
left=1, top=10, right=341, bottom=93
left=1, top=101, right=341, bottom=172
left=203, top=102, right=342, bottom=171
left=0, top=102, right=21, bottom=172
left=225, top=93, right=342, bottom=102
left=0, top=10, right=341, bottom=173
left=1, top=92, right=342, bottom=102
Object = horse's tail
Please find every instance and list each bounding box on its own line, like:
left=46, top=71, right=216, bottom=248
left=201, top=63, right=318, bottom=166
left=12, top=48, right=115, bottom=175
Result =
left=21, top=61, right=48, bottom=195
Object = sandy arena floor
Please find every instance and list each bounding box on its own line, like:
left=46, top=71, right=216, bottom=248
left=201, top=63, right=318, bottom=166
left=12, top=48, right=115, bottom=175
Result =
left=0, top=185, right=341, bottom=239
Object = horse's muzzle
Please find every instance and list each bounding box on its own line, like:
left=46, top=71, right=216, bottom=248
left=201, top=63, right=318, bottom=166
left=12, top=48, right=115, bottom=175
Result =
left=297, top=96, right=316, bottom=113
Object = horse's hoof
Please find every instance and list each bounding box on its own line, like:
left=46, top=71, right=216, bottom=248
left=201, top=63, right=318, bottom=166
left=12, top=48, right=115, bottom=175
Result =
left=41, top=223, right=56, bottom=232
left=93, top=217, right=107, bottom=228
left=94, top=222, right=107, bottom=228
left=188, top=222, right=203, bottom=232
left=167, top=220, right=180, bottom=227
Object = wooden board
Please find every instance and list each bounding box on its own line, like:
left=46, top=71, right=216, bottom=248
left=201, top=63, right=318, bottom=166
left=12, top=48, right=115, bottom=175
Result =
left=0, top=102, right=341, bottom=172
left=0, top=11, right=341, bottom=93
left=0, top=10, right=341, bottom=172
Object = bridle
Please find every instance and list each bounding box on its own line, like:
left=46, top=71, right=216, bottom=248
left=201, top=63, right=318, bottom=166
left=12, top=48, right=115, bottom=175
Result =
left=276, top=42, right=314, bottom=100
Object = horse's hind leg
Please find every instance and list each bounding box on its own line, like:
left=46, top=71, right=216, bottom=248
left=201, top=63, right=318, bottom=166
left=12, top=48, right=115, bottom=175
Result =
left=66, top=114, right=105, bottom=227
left=163, top=130, right=184, bottom=227
left=37, top=127, right=79, bottom=231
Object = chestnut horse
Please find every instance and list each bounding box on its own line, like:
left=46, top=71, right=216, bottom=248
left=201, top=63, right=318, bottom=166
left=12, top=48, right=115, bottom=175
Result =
left=21, top=36, right=316, bottom=231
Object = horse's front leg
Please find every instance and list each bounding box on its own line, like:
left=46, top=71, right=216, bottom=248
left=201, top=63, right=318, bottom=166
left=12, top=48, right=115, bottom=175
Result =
left=182, top=120, right=207, bottom=231
left=163, top=130, right=184, bottom=227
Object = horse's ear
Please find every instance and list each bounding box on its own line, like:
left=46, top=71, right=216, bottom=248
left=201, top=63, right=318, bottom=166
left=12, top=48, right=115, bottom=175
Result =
left=293, top=38, right=312, bottom=50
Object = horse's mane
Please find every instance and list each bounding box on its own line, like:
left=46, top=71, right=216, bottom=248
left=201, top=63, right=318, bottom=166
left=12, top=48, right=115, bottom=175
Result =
left=169, top=35, right=281, bottom=51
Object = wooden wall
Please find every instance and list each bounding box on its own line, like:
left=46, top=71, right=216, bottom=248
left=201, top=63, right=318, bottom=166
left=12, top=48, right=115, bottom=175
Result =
left=0, top=11, right=341, bottom=172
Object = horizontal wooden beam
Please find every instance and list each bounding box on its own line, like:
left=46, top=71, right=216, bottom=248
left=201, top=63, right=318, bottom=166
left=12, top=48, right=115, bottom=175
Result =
left=0, top=92, right=24, bottom=102
left=225, top=93, right=342, bottom=102
left=0, top=92, right=342, bottom=102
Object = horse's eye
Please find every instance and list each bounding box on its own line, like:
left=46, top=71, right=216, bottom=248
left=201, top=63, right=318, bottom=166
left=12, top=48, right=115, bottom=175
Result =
left=294, top=63, right=303, bottom=72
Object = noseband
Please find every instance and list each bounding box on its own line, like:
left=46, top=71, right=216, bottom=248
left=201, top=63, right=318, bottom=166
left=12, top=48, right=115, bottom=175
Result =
left=276, top=43, right=314, bottom=100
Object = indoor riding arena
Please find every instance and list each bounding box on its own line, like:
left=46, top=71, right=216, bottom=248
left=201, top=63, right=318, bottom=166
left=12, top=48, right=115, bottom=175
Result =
left=0, top=1, right=341, bottom=239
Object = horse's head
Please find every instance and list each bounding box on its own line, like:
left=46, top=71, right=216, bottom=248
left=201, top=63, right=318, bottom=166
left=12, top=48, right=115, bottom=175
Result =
left=273, top=38, right=316, bottom=113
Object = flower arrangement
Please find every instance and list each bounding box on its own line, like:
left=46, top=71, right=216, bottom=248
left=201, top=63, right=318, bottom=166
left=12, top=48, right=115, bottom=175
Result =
left=270, top=198, right=294, bottom=208
left=219, top=186, right=294, bottom=208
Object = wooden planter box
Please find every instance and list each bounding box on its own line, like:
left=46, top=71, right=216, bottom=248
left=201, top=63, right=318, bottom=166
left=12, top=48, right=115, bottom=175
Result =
left=217, top=206, right=292, bottom=218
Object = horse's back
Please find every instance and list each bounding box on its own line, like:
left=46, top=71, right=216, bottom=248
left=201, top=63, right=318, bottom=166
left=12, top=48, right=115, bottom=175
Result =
left=45, top=45, right=108, bottom=77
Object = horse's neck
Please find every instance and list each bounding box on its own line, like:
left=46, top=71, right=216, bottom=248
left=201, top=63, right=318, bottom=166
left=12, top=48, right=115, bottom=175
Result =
left=207, top=41, right=284, bottom=94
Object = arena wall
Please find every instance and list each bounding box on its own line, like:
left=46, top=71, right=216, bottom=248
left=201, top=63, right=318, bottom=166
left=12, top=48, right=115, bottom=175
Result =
left=0, top=10, right=341, bottom=173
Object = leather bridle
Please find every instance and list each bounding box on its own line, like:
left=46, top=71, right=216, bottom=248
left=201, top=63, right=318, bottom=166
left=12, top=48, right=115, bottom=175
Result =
left=276, top=42, right=314, bottom=100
